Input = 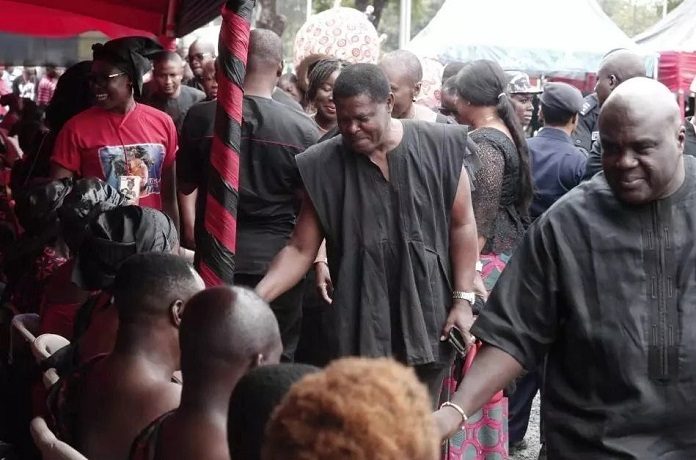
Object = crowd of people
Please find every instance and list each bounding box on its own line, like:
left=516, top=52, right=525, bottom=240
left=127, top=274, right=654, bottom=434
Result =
left=0, top=15, right=696, bottom=460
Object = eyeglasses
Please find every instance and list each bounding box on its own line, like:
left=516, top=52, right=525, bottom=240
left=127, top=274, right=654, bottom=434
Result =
left=87, top=72, right=126, bottom=86
left=186, top=53, right=212, bottom=63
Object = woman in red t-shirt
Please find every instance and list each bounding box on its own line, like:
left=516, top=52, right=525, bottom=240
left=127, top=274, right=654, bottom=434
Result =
left=50, top=37, right=179, bottom=229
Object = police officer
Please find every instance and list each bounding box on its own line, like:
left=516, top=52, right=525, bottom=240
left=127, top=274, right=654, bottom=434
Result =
left=572, top=92, right=599, bottom=152
left=526, top=82, right=586, bottom=220
left=582, top=50, right=646, bottom=180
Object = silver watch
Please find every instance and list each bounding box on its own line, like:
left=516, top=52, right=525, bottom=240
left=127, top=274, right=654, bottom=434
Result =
left=452, top=291, right=475, bottom=304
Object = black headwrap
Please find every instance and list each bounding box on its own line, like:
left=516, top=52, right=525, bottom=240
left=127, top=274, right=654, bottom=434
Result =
left=14, top=178, right=73, bottom=236
left=91, top=37, right=163, bottom=98
left=72, top=206, right=178, bottom=290
left=58, top=178, right=130, bottom=253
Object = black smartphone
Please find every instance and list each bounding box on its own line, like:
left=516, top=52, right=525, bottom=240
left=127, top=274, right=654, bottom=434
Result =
left=448, top=326, right=468, bottom=356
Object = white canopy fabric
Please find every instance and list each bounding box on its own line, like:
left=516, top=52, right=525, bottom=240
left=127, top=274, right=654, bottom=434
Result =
left=407, top=0, right=647, bottom=75
left=634, top=0, right=696, bottom=52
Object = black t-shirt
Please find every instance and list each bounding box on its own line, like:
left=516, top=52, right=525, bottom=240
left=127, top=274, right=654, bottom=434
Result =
left=143, top=85, right=206, bottom=133
left=178, top=96, right=319, bottom=275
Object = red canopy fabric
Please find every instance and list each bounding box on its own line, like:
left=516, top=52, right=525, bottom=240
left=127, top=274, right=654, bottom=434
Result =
left=657, top=51, right=696, bottom=93
left=0, top=0, right=224, bottom=39
left=0, top=0, right=157, bottom=38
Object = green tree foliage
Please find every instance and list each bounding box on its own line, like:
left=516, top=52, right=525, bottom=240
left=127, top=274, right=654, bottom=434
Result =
left=598, top=0, right=684, bottom=37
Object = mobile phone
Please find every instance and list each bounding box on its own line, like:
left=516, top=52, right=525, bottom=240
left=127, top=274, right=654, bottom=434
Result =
left=448, top=326, right=468, bottom=356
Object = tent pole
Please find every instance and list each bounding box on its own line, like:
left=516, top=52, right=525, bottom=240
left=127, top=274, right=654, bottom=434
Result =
left=197, top=0, right=254, bottom=286
left=399, top=0, right=412, bottom=49
left=307, top=0, right=312, bottom=20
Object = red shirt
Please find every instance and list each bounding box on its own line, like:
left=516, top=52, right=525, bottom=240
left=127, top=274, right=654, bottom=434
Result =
left=51, top=103, right=177, bottom=210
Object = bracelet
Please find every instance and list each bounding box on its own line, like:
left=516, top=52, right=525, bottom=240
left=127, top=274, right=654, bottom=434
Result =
left=440, top=401, right=468, bottom=427
left=452, top=291, right=475, bottom=304
left=475, top=260, right=483, bottom=273
left=314, top=258, right=328, bottom=265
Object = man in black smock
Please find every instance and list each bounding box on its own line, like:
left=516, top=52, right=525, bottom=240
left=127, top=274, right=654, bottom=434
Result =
left=256, top=64, right=480, bottom=400
left=434, top=77, right=696, bottom=458
left=178, top=29, right=318, bottom=361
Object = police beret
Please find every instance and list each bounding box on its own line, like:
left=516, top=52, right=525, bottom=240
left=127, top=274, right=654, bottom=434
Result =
left=540, top=82, right=583, bottom=113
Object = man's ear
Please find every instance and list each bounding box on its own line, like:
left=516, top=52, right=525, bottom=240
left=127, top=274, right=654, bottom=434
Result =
left=386, top=92, right=395, bottom=114
left=277, top=61, right=284, bottom=78
left=414, top=81, right=422, bottom=98
left=170, top=299, right=184, bottom=327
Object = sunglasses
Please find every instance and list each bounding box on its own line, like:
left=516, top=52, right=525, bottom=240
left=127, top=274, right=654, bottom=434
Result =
left=87, top=72, right=126, bottom=86
left=186, top=53, right=212, bottom=63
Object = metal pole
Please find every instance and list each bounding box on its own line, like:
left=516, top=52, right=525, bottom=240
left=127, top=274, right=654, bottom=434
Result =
left=662, top=0, right=668, bottom=18
left=306, top=0, right=312, bottom=21
left=399, top=0, right=412, bottom=49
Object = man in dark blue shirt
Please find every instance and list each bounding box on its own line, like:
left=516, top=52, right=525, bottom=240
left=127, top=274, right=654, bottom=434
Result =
left=528, top=82, right=586, bottom=219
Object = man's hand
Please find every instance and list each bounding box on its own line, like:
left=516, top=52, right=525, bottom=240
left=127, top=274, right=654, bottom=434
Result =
left=315, top=261, right=333, bottom=304
left=440, top=300, right=475, bottom=343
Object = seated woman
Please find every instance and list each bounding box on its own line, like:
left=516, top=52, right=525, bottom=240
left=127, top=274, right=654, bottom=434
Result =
left=3, top=179, right=72, bottom=314
left=39, top=178, right=129, bottom=339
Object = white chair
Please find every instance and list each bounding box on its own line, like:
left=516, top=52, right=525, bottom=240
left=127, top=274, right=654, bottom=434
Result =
left=33, top=334, right=71, bottom=388
left=32, top=334, right=70, bottom=362
left=30, top=417, right=87, bottom=460
left=9, top=313, right=39, bottom=364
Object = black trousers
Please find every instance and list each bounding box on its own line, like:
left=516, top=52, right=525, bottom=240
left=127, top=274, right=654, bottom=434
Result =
left=508, top=369, right=540, bottom=444
left=234, top=274, right=306, bottom=362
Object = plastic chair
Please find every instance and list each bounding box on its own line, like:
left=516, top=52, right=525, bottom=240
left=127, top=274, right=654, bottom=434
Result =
left=9, top=312, right=39, bottom=364
left=32, top=334, right=70, bottom=362
left=30, top=417, right=87, bottom=460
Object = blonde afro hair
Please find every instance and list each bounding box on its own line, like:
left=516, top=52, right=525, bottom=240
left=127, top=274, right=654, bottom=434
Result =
left=261, top=357, right=439, bottom=460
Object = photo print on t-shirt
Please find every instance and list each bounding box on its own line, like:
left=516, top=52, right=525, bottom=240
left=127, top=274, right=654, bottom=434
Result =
left=98, top=143, right=166, bottom=198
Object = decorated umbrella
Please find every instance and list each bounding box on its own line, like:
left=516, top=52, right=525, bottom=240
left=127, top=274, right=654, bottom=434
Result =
left=196, top=0, right=254, bottom=286
left=416, top=56, right=445, bottom=110
left=293, top=6, right=381, bottom=69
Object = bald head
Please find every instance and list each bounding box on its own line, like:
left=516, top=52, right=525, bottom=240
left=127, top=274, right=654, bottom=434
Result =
left=179, top=286, right=282, bottom=380
left=188, top=39, right=216, bottom=77
left=599, top=78, right=685, bottom=205
left=379, top=50, right=423, bottom=85
left=595, top=50, right=646, bottom=106
left=113, top=253, right=204, bottom=325
left=379, top=50, right=423, bottom=119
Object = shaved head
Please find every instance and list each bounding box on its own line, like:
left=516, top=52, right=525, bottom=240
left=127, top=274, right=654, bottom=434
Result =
left=248, top=28, right=283, bottom=73
left=379, top=50, right=423, bottom=119
left=113, top=253, right=204, bottom=324
left=595, top=50, right=646, bottom=106
left=379, top=50, right=423, bottom=85
left=599, top=77, right=685, bottom=205
left=179, top=286, right=282, bottom=381
left=154, top=51, right=183, bottom=67
left=189, top=39, right=216, bottom=56
left=188, top=39, right=216, bottom=77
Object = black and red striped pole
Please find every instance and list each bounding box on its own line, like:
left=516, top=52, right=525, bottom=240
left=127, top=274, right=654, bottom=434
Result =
left=197, top=0, right=254, bottom=286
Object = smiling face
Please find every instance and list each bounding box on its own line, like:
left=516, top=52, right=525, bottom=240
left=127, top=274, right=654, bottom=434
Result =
left=600, top=96, right=685, bottom=205
left=335, top=93, right=393, bottom=156
left=89, top=60, right=133, bottom=112
left=313, top=70, right=340, bottom=123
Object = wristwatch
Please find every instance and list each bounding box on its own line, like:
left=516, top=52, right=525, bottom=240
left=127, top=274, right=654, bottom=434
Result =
left=452, top=291, right=476, bottom=305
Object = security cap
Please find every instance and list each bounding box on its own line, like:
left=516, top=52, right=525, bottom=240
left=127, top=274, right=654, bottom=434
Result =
left=540, top=82, right=583, bottom=114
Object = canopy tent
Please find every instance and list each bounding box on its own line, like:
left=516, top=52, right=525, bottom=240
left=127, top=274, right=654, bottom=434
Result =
left=407, top=0, right=651, bottom=76
left=0, top=0, right=224, bottom=40
left=634, top=0, right=696, bottom=95
left=634, top=0, right=696, bottom=52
